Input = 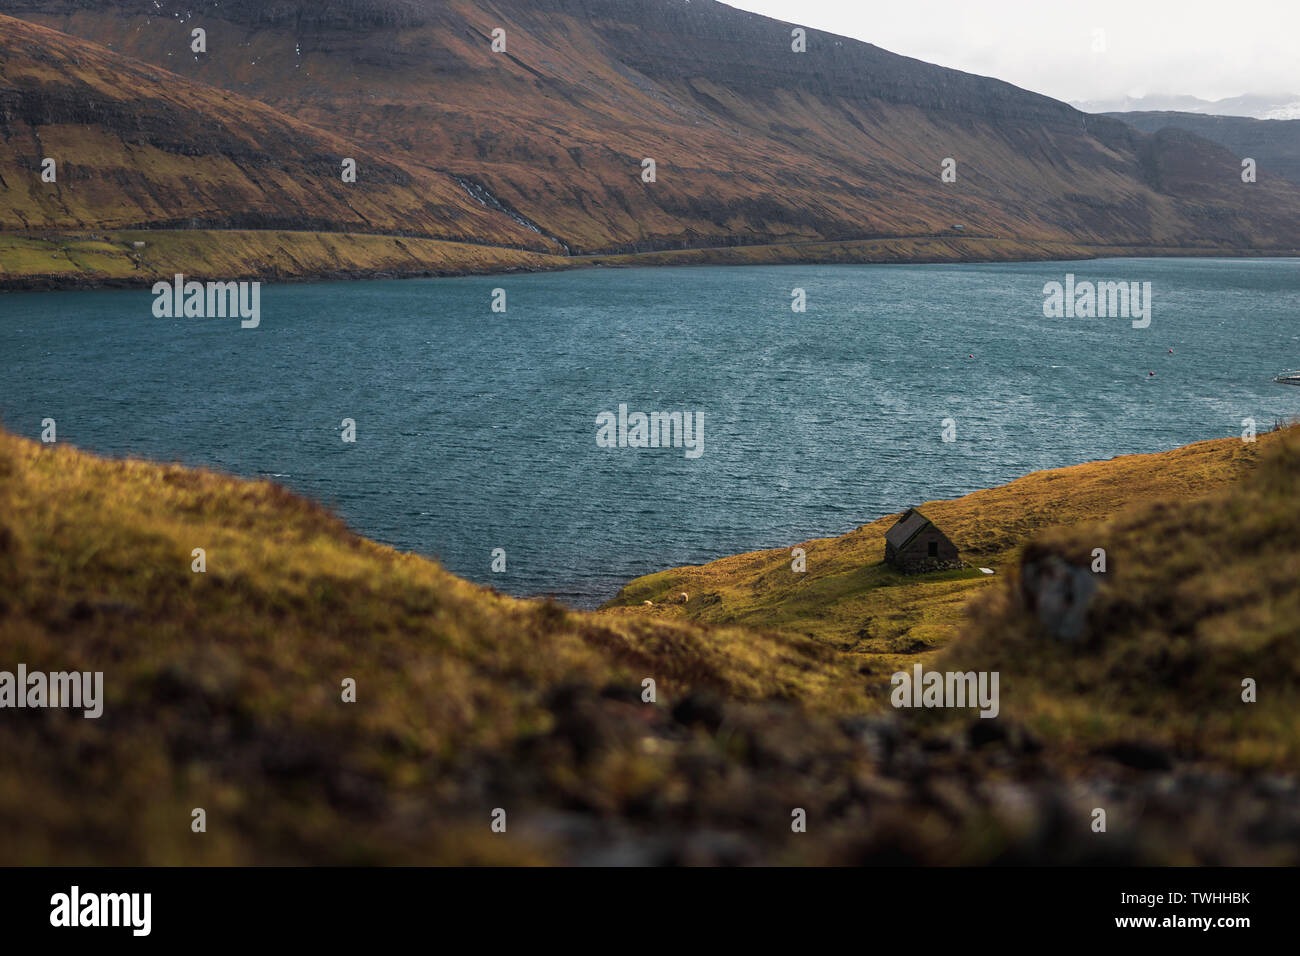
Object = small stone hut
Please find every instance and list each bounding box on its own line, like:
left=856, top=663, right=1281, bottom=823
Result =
left=884, top=508, right=961, bottom=573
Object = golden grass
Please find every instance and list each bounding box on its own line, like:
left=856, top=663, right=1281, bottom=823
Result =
left=7, top=229, right=1300, bottom=287
left=0, top=231, right=570, bottom=286
left=0, top=428, right=864, bottom=863
left=3, top=424, right=1298, bottom=863
left=940, top=426, right=1300, bottom=769
left=604, top=430, right=1282, bottom=675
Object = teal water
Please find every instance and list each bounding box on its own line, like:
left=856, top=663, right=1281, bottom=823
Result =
left=3, top=259, right=1298, bottom=606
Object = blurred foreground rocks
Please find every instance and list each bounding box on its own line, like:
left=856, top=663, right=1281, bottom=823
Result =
left=484, top=688, right=1300, bottom=865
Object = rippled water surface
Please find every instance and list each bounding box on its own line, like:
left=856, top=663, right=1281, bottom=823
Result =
left=4, top=259, right=1298, bottom=605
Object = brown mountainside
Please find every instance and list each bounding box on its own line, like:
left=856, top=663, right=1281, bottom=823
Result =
left=0, top=13, right=557, bottom=248
left=7, top=0, right=1300, bottom=257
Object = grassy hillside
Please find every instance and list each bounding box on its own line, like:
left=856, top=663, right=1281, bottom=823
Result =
left=3, top=425, right=1300, bottom=864
left=604, top=430, right=1285, bottom=689
left=0, top=426, right=870, bottom=864
left=12, top=230, right=1295, bottom=290
left=582, top=235, right=1300, bottom=269
left=0, top=229, right=569, bottom=289
left=945, top=429, right=1300, bottom=771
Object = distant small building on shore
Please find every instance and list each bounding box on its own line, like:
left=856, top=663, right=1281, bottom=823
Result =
left=884, top=508, right=961, bottom=573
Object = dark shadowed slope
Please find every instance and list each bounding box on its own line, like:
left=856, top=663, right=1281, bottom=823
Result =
left=1105, top=111, right=1300, bottom=187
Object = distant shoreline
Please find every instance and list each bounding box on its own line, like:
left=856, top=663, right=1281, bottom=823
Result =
left=3, top=228, right=1297, bottom=293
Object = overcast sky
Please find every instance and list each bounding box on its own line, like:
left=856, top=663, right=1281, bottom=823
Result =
left=722, top=0, right=1299, bottom=104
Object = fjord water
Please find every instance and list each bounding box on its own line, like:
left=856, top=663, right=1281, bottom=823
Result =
left=4, top=259, right=1298, bottom=607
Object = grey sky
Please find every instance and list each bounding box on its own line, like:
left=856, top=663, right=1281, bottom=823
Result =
left=723, top=0, right=1299, bottom=104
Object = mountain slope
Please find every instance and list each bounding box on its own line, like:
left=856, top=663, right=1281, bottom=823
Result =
left=0, top=14, right=557, bottom=249
left=9, top=0, right=1300, bottom=258
left=1105, top=111, right=1300, bottom=186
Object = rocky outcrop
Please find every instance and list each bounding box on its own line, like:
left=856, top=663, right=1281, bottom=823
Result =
left=1019, top=552, right=1099, bottom=643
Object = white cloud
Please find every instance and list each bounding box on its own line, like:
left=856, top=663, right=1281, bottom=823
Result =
left=722, top=0, right=1300, bottom=104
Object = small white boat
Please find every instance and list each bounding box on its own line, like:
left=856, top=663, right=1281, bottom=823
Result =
left=1274, top=371, right=1300, bottom=386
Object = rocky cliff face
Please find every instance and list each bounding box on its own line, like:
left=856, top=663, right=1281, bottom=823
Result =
left=5, top=0, right=1300, bottom=253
